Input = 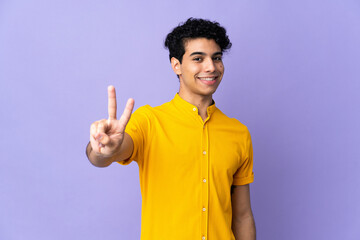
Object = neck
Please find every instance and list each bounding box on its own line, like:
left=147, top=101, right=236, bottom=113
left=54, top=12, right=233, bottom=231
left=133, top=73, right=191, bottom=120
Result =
left=178, top=91, right=213, bottom=121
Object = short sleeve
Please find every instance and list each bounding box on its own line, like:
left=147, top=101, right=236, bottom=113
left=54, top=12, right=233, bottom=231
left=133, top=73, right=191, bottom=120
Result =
left=232, top=128, right=254, bottom=185
left=118, top=105, right=151, bottom=165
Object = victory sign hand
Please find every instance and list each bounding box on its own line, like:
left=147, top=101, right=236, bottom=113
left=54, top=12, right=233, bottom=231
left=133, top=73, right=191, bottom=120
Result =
left=90, top=86, right=134, bottom=157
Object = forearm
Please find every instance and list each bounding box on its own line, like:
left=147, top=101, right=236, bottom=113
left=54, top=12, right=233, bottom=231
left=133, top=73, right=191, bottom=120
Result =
left=232, top=213, right=256, bottom=240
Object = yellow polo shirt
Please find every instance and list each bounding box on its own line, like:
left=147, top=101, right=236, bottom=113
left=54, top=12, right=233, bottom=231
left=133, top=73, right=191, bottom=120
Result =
left=120, top=93, right=254, bottom=240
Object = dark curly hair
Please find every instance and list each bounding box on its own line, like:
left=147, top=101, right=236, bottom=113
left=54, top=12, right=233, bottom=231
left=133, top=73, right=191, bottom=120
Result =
left=164, top=18, right=232, bottom=63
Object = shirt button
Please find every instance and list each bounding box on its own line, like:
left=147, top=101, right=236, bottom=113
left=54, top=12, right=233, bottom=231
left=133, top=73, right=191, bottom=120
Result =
left=193, top=107, right=196, bottom=111
left=203, top=179, right=207, bottom=183
left=203, top=151, right=206, bottom=155
left=202, top=236, right=206, bottom=240
left=202, top=207, right=206, bottom=212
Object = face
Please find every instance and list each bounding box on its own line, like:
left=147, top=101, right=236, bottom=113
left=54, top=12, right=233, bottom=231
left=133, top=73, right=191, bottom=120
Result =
left=172, top=38, right=224, bottom=99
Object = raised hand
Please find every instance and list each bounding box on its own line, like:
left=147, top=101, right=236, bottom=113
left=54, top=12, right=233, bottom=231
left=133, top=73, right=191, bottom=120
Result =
left=89, top=86, right=134, bottom=157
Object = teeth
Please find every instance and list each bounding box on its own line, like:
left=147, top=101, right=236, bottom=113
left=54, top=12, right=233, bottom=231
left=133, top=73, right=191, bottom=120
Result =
left=199, top=77, right=216, bottom=81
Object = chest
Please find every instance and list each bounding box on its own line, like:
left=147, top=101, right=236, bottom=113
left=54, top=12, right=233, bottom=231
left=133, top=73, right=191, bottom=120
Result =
left=144, top=116, right=242, bottom=178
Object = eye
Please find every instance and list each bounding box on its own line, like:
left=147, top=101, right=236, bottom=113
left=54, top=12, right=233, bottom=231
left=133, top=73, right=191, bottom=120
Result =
left=213, top=56, right=222, bottom=61
left=193, top=57, right=203, bottom=62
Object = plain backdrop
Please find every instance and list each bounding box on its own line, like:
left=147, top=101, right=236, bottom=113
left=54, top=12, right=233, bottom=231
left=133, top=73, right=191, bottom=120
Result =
left=0, top=0, right=359, bottom=239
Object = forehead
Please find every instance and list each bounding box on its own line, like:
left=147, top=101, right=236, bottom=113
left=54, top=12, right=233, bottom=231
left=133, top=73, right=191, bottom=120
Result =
left=183, top=38, right=221, bottom=55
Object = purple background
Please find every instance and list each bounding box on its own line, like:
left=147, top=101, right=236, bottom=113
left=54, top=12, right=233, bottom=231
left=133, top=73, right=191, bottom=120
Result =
left=1, top=0, right=359, bottom=239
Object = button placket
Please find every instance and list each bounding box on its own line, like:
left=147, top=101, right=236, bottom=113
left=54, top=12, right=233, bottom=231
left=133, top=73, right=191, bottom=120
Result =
left=201, top=123, right=209, bottom=239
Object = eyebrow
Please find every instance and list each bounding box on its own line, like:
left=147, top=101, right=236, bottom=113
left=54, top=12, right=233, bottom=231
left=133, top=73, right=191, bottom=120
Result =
left=189, top=51, right=223, bottom=57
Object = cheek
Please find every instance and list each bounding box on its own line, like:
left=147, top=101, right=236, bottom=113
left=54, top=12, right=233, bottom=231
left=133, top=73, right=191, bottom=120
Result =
left=217, top=64, right=224, bottom=74
left=217, top=65, right=224, bottom=79
left=183, top=65, right=200, bottom=76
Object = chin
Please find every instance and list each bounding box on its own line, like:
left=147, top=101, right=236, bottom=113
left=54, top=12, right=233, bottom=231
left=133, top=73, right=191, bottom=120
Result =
left=199, top=88, right=218, bottom=96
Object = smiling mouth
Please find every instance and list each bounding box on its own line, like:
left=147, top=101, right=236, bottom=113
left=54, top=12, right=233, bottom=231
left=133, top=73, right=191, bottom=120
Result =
left=197, top=76, right=219, bottom=85
left=197, top=76, right=218, bottom=81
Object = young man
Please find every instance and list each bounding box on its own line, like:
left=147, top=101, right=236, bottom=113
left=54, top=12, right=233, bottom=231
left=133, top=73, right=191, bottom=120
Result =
left=86, top=18, right=256, bottom=240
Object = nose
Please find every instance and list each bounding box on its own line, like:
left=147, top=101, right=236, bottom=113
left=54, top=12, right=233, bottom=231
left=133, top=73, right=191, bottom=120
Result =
left=204, top=58, right=216, bottom=72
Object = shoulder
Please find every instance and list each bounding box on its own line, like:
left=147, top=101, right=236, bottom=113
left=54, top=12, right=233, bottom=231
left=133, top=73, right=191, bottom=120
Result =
left=213, top=108, right=250, bottom=133
left=131, top=100, right=172, bottom=120
left=133, top=104, right=152, bottom=114
left=131, top=105, right=153, bottom=119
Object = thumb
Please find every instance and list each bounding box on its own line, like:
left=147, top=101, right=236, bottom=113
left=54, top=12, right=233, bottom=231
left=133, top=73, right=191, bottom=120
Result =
left=96, top=132, right=110, bottom=146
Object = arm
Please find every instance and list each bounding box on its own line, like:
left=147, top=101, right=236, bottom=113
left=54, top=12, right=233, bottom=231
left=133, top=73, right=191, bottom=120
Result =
left=86, top=86, right=135, bottom=167
left=231, top=184, right=256, bottom=240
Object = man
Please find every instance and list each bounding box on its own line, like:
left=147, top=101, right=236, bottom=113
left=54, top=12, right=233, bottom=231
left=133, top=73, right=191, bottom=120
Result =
left=86, top=18, right=256, bottom=240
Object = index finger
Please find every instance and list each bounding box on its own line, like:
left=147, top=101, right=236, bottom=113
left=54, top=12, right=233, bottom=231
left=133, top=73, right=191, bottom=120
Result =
left=108, top=85, right=117, bottom=120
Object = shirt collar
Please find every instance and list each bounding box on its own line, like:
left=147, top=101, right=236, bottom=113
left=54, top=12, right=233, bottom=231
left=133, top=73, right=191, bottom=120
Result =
left=172, top=93, right=217, bottom=117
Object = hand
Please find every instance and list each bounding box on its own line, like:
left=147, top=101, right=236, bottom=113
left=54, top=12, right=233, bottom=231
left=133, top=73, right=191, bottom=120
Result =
left=89, top=86, right=134, bottom=157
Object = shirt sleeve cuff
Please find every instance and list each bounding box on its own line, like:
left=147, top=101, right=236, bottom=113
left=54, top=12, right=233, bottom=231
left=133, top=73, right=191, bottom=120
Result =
left=232, top=174, right=254, bottom=185
left=117, top=131, right=136, bottom=165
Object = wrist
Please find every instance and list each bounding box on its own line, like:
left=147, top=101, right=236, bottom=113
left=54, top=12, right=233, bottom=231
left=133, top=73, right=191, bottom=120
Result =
left=86, top=142, right=113, bottom=167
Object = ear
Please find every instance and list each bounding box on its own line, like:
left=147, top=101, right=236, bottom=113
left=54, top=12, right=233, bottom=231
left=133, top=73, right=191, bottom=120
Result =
left=171, top=57, right=182, bottom=75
